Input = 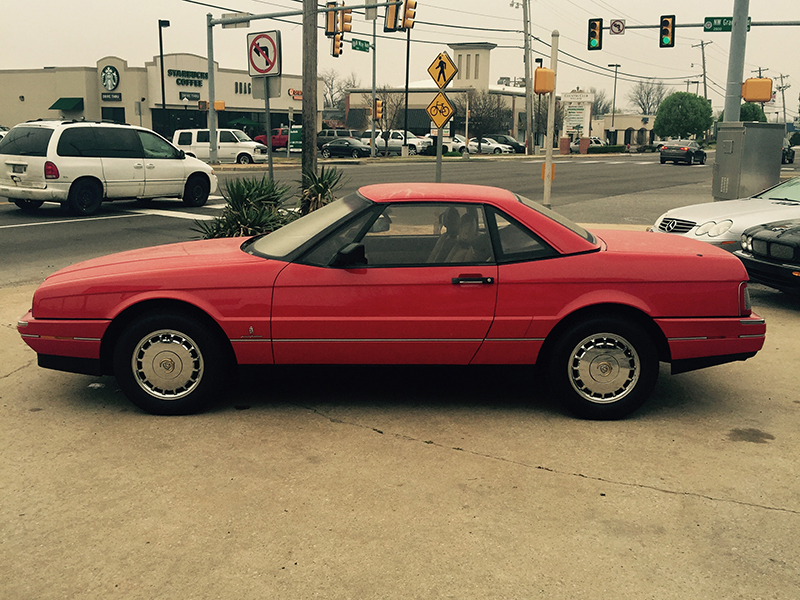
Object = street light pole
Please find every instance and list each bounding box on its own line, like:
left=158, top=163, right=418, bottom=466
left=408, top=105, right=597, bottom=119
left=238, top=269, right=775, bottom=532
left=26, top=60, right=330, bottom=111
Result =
left=608, top=63, right=620, bottom=144
left=158, top=20, right=170, bottom=113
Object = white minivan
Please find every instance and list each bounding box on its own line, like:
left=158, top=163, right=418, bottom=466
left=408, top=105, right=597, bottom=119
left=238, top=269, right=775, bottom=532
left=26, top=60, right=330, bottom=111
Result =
left=172, top=128, right=268, bottom=164
left=0, top=120, right=217, bottom=215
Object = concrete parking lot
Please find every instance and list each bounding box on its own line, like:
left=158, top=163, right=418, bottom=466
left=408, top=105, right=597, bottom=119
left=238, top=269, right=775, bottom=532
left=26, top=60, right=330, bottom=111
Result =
left=1, top=275, right=798, bottom=598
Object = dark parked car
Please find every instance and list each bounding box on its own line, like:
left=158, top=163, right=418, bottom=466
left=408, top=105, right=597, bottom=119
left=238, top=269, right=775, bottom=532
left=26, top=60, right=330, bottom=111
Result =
left=659, top=140, right=706, bottom=165
left=488, top=133, right=525, bottom=154
left=781, top=140, right=795, bottom=164
left=317, top=129, right=359, bottom=149
left=321, top=137, right=371, bottom=158
left=736, top=219, right=800, bottom=293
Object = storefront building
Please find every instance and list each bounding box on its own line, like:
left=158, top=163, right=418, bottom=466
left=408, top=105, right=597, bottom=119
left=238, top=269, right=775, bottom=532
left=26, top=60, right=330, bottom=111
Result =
left=0, top=53, right=322, bottom=139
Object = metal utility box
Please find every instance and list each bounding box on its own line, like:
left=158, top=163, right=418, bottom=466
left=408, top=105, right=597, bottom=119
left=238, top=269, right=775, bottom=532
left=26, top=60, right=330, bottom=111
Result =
left=712, top=121, right=784, bottom=200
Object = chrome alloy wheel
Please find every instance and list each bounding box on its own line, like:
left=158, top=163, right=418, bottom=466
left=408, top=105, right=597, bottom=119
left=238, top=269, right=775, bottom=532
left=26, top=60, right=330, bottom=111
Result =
left=567, top=333, right=640, bottom=404
left=131, top=329, right=204, bottom=400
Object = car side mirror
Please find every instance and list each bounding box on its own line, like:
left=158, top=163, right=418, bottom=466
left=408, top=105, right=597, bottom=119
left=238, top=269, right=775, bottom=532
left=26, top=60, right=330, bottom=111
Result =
left=178, top=149, right=186, bottom=159
left=330, top=243, right=368, bottom=268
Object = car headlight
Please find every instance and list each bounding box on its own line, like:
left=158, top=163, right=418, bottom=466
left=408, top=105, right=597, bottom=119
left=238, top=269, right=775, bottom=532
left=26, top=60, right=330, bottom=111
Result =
left=708, top=220, right=733, bottom=237
left=741, top=234, right=751, bottom=251
left=695, top=221, right=715, bottom=235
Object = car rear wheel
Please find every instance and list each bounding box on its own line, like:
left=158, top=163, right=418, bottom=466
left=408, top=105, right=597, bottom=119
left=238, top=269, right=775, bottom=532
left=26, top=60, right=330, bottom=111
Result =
left=322, top=148, right=331, bottom=158
left=14, top=199, right=44, bottom=213
left=182, top=175, right=210, bottom=207
left=67, top=180, right=102, bottom=216
left=548, top=317, right=658, bottom=420
left=113, top=311, right=227, bottom=415
left=660, top=157, right=666, bottom=164
left=236, top=153, right=254, bottom=164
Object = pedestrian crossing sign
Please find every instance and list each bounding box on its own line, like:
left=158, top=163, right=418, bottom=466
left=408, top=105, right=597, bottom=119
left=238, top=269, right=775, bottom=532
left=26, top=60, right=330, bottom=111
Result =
left=427, top=52, right=458, bottom=89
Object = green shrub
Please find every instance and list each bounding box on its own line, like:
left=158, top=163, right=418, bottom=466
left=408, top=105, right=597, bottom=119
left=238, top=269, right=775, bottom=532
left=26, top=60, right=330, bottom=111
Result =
left=299, top=165, right=346, bottom=215
left=193, top=176, right=296, bottom=239
left=588, top=145, right=626, bottom=154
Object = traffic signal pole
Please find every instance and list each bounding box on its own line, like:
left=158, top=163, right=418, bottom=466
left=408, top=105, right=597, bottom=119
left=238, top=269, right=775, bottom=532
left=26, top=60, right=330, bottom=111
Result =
left=542, top=30, right=559, bottom=209
left=723, top=0, right=750, bottom=122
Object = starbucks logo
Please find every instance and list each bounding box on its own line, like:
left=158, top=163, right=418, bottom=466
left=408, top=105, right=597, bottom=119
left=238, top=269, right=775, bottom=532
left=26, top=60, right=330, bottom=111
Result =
left=101, top=65, right=119, bottom=91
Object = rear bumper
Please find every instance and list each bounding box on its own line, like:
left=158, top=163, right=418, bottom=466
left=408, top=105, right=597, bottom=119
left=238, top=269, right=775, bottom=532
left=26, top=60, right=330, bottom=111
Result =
left=1, top=182, right=69, bottom=202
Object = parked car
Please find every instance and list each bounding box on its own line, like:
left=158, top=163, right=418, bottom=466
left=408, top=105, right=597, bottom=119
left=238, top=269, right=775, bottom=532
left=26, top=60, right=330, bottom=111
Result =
left=254, top=127, right=289, bottom=150
left=468, top=137, right=514, bottom=154
left=317, top=129, right=360, bottom=150
left=652, top=177, right=800, bottom=252
left=0, top=120, right=217, bottom=215
left=659, top=140, right=706, bottom=165
left=17, top=183, right=764, bottom=420
left=360, top=130, right=430, bottom=155
left=173, top=128, right=268, bottom=164
left=570, top=136, right=605, bottom=153
left=781, top=140, right=795, bottom=164
left=321, top=137, right=371, bottom=158
left=488, top=133, right=525, bottom=153
left=424, top=133, right=468, bottom=154
left=736, top=219, right=800, bottom=293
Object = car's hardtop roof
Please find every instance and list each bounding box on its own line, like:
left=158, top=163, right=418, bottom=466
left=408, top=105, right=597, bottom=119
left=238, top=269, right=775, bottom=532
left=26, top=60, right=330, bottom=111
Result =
left=18, top=120, right=135, bottom=129
left=358, top=183, right=517, bottom=205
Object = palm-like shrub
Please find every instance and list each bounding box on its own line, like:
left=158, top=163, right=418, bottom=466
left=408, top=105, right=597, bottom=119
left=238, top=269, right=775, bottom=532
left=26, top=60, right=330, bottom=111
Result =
left=299, top=165, right=346, bottom=215
left=193, top=176, right=296, bottom=239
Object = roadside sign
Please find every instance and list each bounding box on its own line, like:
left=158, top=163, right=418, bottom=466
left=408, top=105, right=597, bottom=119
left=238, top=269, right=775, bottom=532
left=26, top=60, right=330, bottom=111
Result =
left=609, top=19, right=625, bottom=35
left=247, top=31, right=282, bottom=77
left=704, top=16, right=751, bottom=32
left=427, top=52, right=458, bottom=89
left=352, top=38, right=370, bottom=53
left=426, top=92, right=455, bottom=129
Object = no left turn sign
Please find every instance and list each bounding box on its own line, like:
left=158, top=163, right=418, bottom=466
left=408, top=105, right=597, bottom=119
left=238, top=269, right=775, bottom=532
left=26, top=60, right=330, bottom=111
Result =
left=247, top=31, right=282, bottom=77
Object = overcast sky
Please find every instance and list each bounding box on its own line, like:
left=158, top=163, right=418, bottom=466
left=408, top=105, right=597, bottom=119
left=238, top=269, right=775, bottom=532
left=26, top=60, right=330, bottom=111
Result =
left=3, top=0, right=798, bottom=118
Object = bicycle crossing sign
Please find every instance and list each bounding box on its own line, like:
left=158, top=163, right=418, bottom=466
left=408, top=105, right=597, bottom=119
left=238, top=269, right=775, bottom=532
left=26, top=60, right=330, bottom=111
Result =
left=426, top=91, right=455, bottom=129
left=427, top=52, right=458, bottom=89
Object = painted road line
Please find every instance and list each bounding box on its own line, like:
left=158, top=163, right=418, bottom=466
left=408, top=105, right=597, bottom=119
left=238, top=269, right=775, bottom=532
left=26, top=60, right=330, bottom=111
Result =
left=0, top=213, right=148, bottom=230
left=132, top=208, right=216, bottom=220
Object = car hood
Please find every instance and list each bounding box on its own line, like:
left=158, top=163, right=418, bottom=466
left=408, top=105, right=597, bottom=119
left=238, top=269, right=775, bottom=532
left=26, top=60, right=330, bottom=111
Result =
left=660, top=197, right=800, bottom=230
left=32, top=238, right=283, bottom=319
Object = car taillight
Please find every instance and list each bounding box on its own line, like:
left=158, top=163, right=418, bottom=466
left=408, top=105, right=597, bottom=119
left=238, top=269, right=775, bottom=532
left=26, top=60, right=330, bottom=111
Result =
left=680, top=147, right=689, bottom=151
left=44, top=161, right=59, bottom=179
left=739, top=282, right=752, bottom=317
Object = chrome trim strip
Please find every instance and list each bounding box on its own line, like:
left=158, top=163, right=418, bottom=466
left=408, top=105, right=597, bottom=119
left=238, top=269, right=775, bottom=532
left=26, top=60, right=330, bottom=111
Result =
left=739, top=334, right=766, bottom=339
left=73, top=337, right=102, bottom=342
left=741, top=318, right=766, bottom=325
left=667, top=336, right=708, bottom=341
left=20, top=333, right=39, bottom=339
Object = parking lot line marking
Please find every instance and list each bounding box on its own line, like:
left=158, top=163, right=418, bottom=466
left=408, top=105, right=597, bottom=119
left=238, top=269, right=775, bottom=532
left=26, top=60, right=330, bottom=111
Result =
left=0, top=213, right=148, bottom=229
left=132, top=208, right=216, bottom=220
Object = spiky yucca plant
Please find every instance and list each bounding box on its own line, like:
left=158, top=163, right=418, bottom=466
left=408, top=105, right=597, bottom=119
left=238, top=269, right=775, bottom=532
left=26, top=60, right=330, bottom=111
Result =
left=299, top=166, right=346, bottom=215
left=193, top=176, right=296, bottom=239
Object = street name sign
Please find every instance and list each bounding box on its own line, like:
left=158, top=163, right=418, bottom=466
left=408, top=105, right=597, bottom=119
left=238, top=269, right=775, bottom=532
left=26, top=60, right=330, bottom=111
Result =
left=352, top=38, right=370, bottom=52
left=704, top=16, right=751, bottom=32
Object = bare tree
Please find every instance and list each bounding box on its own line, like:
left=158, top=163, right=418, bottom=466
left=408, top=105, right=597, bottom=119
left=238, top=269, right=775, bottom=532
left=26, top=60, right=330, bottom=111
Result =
left=452, top=90, right=512, bottom=151
left=361, top=86, right=405, bottom=154
left=589, top=87, right=611, bottom=116
left=321, top=69, right=361, bottom=109
left=627, top=80, right=669, bottom=115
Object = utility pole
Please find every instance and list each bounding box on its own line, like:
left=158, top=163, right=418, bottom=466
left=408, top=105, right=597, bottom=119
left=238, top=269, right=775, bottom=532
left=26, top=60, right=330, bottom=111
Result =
left=302, top=0, right=318, bottom=177
left=752, top=66, right=768, bottom=78
left=608, top=63, right=620, bottom=144
left=691, top=40, right=711, bottom=100
left=521, top=0, right=533, bottom=154
left=542, top=30, right=559, bottom=209
left=776, top=73, right=791, bottom=123
left=723, top=0, right=750, bottom=122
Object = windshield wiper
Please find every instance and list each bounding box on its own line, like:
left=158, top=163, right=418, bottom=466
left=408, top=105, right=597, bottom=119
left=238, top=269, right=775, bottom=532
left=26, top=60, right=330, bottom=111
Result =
left=766, top=197, right=800, bottom=202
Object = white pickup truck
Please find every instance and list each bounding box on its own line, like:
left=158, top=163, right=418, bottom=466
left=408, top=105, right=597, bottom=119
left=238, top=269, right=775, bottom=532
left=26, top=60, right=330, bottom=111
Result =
left=361, top=130, right=431, bottom=155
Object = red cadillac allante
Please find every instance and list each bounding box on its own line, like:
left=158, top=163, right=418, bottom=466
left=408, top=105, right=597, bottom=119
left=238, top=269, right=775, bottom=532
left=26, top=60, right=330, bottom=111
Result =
left=18, top=183, right=766, bottom=419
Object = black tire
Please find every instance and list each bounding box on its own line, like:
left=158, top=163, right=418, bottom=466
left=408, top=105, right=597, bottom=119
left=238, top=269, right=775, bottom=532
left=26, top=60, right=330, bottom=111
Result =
left=322, top=148, right=331, bottom=158
left=458, top=146, right=466, bottom=154
left=351, top=150, right=360, bottom=158
left=113, top=311, right=228, bottom=415
left=14, top=199, right=44, bottom=213
left=699, top=153, right=706, bottom=165
left=182, top=175, right=210, bottom=207
left=67, top=179, right=103, bottom=216
left=408, top=145, right=417, bottom=156
left=548, top=317, right=659, bottom=420
left=660, top=157, right=666, bottom=164
left=493, top=148, right=502, bottom=154
left=236, top=153, right=254, bottom=164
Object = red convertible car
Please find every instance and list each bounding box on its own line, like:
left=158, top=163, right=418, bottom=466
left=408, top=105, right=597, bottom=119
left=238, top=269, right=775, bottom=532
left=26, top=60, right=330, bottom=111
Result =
left=18, top=183, right=766, bottom=419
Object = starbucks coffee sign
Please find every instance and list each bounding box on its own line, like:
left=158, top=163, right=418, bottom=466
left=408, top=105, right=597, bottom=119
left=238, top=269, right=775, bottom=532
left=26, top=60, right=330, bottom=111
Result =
left=101, top=65, right=120, bottom=91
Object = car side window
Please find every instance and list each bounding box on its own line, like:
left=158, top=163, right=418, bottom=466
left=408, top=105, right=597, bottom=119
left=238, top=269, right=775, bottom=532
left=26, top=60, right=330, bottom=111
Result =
left=360, top=203, right=493, bottom=266
left=57, top=128, right=100, bottom=157
left=219, top=131, right=237, bottom=143
left=197, top=131, right=209, bottom=143
left=177, top=132, right=192, bottom=146
left=138, top=131, right=180, bottom=159
left=487, top=208, right=556, bottom=262
left=94, top=128, right=143, bottom=158
left=301, top=211, right=377, bottom=267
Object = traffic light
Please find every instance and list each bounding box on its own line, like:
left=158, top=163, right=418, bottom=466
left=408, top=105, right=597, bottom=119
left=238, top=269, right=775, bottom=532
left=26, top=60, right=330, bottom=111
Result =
left=332, top=33, right=343, bottom=57
left=587, top=18, right=602, bottom=51
left=340, top=5, right=352, bottom=34
left=325, top=1, right=337, bottom=37
left=384, top=1, right=399, bottom=32
left=659, top=15, right=675, bottom=48
left=399, top=0, right=416, bottom=31
left=374, top=99, right=383, bottom=121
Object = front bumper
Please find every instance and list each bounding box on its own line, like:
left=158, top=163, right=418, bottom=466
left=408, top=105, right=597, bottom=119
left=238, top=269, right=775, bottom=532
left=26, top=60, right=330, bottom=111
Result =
left=735, top=251, right=800, bottom=293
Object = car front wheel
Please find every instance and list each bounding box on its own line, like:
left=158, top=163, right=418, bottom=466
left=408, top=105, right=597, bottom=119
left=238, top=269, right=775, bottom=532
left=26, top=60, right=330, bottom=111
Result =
left=182, top=175, right=210, bottom=207
left=236, top=154, right=254, bottom=164
left=548, top=317, right=658, bottom=420
left=113, top=311, right=228, bottom=415
left=408, top=145, right=417, bottom=155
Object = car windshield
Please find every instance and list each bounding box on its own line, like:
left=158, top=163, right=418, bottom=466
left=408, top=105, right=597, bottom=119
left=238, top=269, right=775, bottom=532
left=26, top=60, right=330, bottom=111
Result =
left=0, top=126, right=53, bottom=156
left=516, top=195, right=597, bottom=244
left=245, top=194, right=371, bottom=259
left=233, top=130, right=252, bottom=142
left=755, top=177, right=800, bottom=203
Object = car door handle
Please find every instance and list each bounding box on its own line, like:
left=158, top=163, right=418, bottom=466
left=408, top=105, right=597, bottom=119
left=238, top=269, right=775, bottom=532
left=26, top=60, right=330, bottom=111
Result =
left=134, top=163, right=144, bottom=169
left=145, top=163, right=156, bottom=169
left=452, top=276, right=494, bottom=285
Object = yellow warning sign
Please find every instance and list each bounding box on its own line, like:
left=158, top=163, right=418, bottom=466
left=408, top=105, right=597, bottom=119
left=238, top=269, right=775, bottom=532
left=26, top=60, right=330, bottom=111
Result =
left=426, top=92, right=455, bottom=129
left=427, top=52, right=458, bottom=89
